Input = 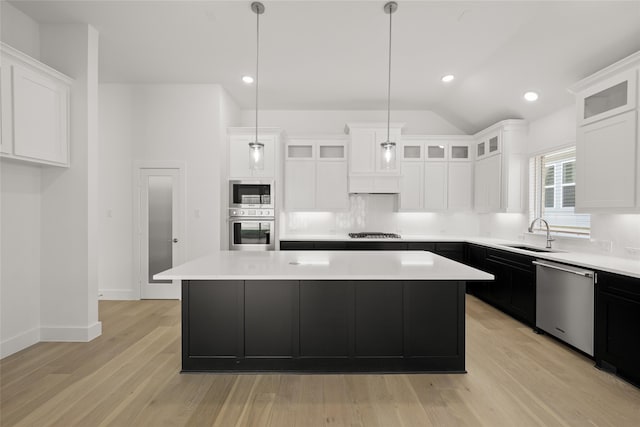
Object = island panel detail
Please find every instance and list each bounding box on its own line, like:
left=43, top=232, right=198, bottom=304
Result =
left=182, top=279, right=466, bottom=373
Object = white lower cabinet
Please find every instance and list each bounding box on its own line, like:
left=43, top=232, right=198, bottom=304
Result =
left=285, top=138, right=348, bottom=211
left=1, top=43, right=72, bottom=167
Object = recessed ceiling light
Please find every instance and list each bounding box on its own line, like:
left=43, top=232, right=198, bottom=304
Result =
left=242, top=75, right=254, bottom=84
left=524, top=91, right=539, bottom=102
left=441, top=74, right=455, bottom=83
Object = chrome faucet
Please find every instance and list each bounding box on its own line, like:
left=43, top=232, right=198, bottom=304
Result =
left=528, top=218, right=554, bottom=249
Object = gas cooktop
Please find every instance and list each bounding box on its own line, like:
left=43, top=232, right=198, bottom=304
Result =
left=348, top=232, right=402, bottom=239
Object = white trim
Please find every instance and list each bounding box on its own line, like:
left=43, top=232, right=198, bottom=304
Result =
left=1, top=42, right=74, bottom=84
left=40, top=321, right=102, bottom=342
left=99, top=289, right=138, bottom=300
left=0, top=327, right=40, bottom=359
left=568, top=51, right=640, bottom=94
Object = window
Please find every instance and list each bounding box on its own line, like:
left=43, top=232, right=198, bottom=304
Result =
left=529, top=146, right=590, bottom=236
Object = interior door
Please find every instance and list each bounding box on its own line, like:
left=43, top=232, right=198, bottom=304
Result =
left=139, top=168, right=182, bottom=299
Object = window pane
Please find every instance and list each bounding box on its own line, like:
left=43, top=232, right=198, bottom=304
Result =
left=563, top=185, right=575, bottom=207
left=544, top=166, right=554, bottom=186
left=544, top=188, right=554, bottom=208
left=563, top=161, right=575, bottom=184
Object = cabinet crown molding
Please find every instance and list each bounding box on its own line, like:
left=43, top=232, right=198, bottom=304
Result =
left=344, top=122, right=406, bottom=134
left=1, top=42, right=73, bottom=84
left=568, top=50, right=640, bottom=94
left=474, top=119, right=528, bottom=138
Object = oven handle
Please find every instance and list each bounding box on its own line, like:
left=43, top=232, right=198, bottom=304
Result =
left=532, top=260, right=594, bottom=278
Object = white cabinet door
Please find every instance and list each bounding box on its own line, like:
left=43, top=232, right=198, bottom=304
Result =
left=285, top=160, right=316, bottom=211
left=576, top=110, right=637, bottom=209
left=316, top=161, right=348, bottom=210
left=448, top=162, right=473, bottom=211
left=474, top=156, right=501, bottom=212
left=486, top=154, right=503, bottom=211
left=12, top=64, right=69, bottom=165
left=474, top=158, right=488, bottom=212
left=399, top=161, right=424, bottom=210
left=229, top=134, right=276, bottom=178
left=424, top=162, right=448, bottom=211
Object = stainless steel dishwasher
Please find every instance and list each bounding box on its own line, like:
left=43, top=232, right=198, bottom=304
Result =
left=534, top=260, right=595, bottom=356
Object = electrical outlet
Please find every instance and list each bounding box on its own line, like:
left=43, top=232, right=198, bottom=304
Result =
left=624, top=247, right=640, bottom=256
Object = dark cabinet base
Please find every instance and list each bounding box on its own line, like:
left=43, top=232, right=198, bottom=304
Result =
left=182, top=280, right=466, bottom=373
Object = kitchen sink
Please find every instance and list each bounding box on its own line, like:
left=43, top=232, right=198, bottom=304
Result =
left=501, top=244, right=557, bottom=253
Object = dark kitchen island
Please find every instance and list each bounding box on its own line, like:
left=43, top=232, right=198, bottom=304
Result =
left=155, top=250, right=493, bottom=373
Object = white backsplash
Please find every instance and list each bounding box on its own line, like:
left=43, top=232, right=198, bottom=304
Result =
left=281, top=194, right=480, bottom=237
left=282, top=198, right=640, bottom=261
left=481, top=212, right=640, bottom=260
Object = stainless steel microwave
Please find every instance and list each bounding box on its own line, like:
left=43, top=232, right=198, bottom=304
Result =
left=229, top=180, right=274, bottom=209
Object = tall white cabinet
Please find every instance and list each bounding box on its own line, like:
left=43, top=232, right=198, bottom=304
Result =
left=473, top=120, right=528, bottom=213
left=1, top=43, right=72, bottom=167
left=399, top=136, right=474, bottom=212
left=569, top=52, right=640, bottom=212
left=284, top=137, right=349, bottom=211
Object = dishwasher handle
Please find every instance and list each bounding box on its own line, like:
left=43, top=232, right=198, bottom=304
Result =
left=532, top=260, right=594, bottom=278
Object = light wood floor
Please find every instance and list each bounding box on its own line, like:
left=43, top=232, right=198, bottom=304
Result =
left=2, top=296, right=639, bottom=427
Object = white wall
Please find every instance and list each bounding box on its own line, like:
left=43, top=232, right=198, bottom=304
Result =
left=39, top=24, right=101, bottom=341
left=0, top=161, right=42, bottom=357
left=98, top=84, right=239, bottom=299
left=481, top=104, right=640, bottom=259
left=0, top=2, right=40, bottom=59
left=98, top=86, right=135, bottom=299
left=241, top=110, right=465, bottom=135
left=0, top=1, right=43, bottom=357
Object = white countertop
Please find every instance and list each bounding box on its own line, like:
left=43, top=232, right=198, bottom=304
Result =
left=278, top=235, right=640, bottom=279
left=154, top=250, right=494, bottom=281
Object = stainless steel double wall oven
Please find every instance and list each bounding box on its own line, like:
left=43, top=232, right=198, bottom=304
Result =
left=228, top=180, right=275, bottom=251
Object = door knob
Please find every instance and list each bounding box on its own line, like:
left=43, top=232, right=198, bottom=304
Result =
left=172, top=238, right=179, bottom=243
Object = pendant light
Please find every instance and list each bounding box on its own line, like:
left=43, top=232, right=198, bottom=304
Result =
left=248, top=2, right=265, bottom=171
left=381, top=1, right=397, bottom=170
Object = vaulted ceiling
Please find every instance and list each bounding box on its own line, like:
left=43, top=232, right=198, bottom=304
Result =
left=9, top=0, right=640, bottom=133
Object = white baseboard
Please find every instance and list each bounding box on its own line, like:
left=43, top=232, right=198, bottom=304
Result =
left=0, top=327, right=40, bottom=359
left=41, top=321, right=103, bottom=342
left=99, top=288, right=138, bottom=300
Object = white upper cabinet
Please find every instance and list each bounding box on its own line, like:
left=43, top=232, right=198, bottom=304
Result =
left=473, top=120, right=527, bottom=213
left=285, top=137, right=348, bottom=211
left=228, top=128, right=280, bottom=179
left=399, top=136, right=473, bottom=212
left=1, top=43, right=72, bottom=167
left=570, top=51, right=640, bottom=212
left=345, top=123, right=404, bottom=193
left=577, top=68, right=637, bottom=126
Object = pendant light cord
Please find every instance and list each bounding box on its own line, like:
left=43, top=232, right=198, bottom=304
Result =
left=255, top=8, right=260, bottom=144
left=386, top=4, right=393, bottom=143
